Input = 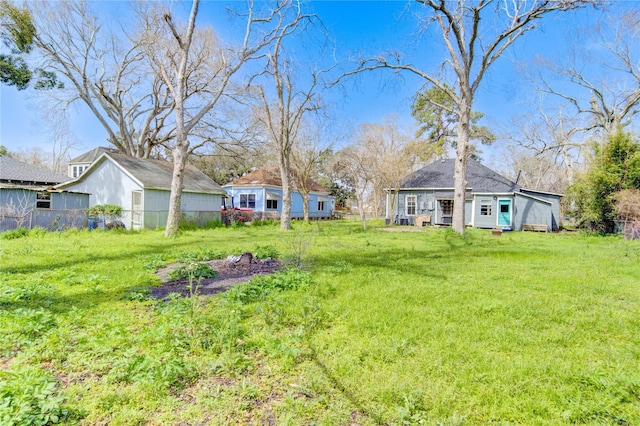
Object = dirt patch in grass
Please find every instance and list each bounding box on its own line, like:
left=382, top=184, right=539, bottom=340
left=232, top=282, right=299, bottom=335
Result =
left=151, top=253, right=281, bottom=299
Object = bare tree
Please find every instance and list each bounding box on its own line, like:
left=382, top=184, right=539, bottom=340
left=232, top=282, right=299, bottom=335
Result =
left=142, top=0, right=308, bottom=236
left=335, top=144, right=375, bottom=230
left=533, top=8, right=640, bottom=137
left=291, top=122, right=332, bottom=223
left=253, top=12, right=325, bottom=231
left=28, top=0, right=174, bottom=157
left=355, top=119, right=417, bottom=218
left=343, top=0, right=598, bottom=233
left=505, top=102, right=585, bottom=189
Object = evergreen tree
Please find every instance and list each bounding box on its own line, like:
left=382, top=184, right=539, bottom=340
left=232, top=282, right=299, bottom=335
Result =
left=570, top=132, right=640, bottom=233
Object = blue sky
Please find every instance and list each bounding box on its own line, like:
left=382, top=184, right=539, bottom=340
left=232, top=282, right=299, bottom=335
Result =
left=0, top=0, right=631, bottom=161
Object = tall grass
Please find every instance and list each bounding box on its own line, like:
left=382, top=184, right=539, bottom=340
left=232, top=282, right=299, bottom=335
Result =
left=0, top=224, right=638, bottom=424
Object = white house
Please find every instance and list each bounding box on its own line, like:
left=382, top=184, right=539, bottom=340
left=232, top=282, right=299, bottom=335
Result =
left=57, top=152, right=227, bottom=230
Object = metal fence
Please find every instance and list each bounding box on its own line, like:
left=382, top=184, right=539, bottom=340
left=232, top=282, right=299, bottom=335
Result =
left=0, top=209, right=87, bottom=232
left=0, top=209, right=224, bottom=232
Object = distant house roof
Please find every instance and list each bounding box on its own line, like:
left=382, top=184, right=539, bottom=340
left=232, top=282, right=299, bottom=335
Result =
left=401, top=158, right=521, bottom=193
left=58, top=152, right=226, bottom=195
left=225, top=166, right=329, bottom=193
left=68, top=146, right=119, bottom=164
left=0, top=155, right=69, bottom=186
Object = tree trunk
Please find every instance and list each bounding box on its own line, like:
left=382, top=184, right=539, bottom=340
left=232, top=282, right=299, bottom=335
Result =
left=357, top=189, right=367, bottom=231
left=302, top=191, right=310, bottom=224
left=165, top=144, right=187, bottom=236
left=452, top=92, right=471, bottom=234
left=279, top=154, right=292, bottom=230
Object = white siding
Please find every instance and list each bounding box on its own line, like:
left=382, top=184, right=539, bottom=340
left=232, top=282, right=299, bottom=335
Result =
left=62, top=159, right=142, bottom=209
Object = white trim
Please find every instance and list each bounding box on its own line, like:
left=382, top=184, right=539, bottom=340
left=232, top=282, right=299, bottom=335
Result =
left=405, top=194, right=417, bottom=216
left=514, top=191, right=552, bottom=205
left=470, top=198, right=475, bottom=227
left=520, top=188, right=564, bottom=197
left=496, top=198, right=513, bottom=227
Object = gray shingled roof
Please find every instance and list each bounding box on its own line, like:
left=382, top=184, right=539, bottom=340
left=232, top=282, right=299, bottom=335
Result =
left=59, top=152, right=226, bottom=195
left=0, top=155, right=70, bottom=185
left=68, top=146, right=118, bottom=164
left=401, top=158, right=520, bottom=193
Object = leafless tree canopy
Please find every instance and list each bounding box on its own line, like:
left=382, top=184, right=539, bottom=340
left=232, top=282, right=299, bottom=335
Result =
left=28, top=0, right=176, bottom=158
left=532, top=8, right=640, bottom=137
left=339, top=0, right=599, bottom=233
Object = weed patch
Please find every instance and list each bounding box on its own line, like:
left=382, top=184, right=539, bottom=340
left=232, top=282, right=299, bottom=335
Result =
left=0, top=367, right=69, bottom=425
left=0, top=224, right=638, bottom=424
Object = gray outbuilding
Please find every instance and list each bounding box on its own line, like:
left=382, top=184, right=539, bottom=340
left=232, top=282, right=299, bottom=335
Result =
left=0, top=155, right=90, bottom=231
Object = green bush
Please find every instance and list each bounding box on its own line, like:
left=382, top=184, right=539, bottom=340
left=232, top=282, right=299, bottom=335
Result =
left=223, top=268, right=312, bottom=304
left=250, top=219, right=278, bottom=227
left=167, top=263, right=217, bottom=281
left=0, top=228, right=29, bottom=240
left=174, top=249, right=225, bottom=263
left=254, top=244, right=279, bottom=259
left=569, top=132, right=640, bottom=233
left=0, top=367, right=69, bottom=425
left=204, top=219, right=226, bottom=229
left=178, top=219, right=198, bottom=231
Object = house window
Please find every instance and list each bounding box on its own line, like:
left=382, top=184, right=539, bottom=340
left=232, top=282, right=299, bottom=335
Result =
left=239, top=194, right=256, bottom=209
left=266, top=199, right=278, bottom=209
left=36, top=192, right=51, bottom=209
left=406, top=195, right=417, bottom=216
left=441, top=200, right=453, bottom=217
left=480, top=201, right=492, bottom=216
left=318, top=201, right=325, bottom=211
left=72, top=165, right=87, bottom=178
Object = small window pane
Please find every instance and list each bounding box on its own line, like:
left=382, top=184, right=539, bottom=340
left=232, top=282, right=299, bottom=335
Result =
left=500, top=204, right=509, bottom=213
left=36, top=192, right=51, bottom=209
left=406, top=196, right=417, bottom=215
left=441, top=200, right=453, bottom=216
left=480, top=202, right=492, bottom=216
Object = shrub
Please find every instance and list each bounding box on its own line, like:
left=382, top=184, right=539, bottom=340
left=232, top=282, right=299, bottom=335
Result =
left=204, top=218, right=226, bottom=229
left=254, top=244, right=279, bottom=259
left=612, top=189, right=640, bottom=240
left=0, top=367, right=68, bottom=425
left=174, top=249, right=225, bottom=263
left=87, top=204, right=124, bottom=229
left=223, top=268, right=312, bottom=304
left=0, top=228, right=29, bottom=240
left=231, top=219, right=247, bottom=229
left=250, top=219, right=278, bottom=227
left=569, top=132, right=640, bottom=233
left=167, top=263, right=217, bottom=281
left=178, top=219, right=198, bottom=231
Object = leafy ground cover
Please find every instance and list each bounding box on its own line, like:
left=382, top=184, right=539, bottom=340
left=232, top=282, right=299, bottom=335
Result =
left=1, top=222, right=639, bottom=425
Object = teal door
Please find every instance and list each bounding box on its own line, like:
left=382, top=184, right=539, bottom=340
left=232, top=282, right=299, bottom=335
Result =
left=497, top=199, right=512, bottom=226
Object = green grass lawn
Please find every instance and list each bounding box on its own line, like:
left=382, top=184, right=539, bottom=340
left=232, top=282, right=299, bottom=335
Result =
left=1, top=222, right=639, bottom=425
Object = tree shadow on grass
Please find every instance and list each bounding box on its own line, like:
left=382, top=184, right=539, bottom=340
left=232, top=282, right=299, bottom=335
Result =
left=307, top=343, right=386, bottom=425
left=1, top=240, right=198, bottom=275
